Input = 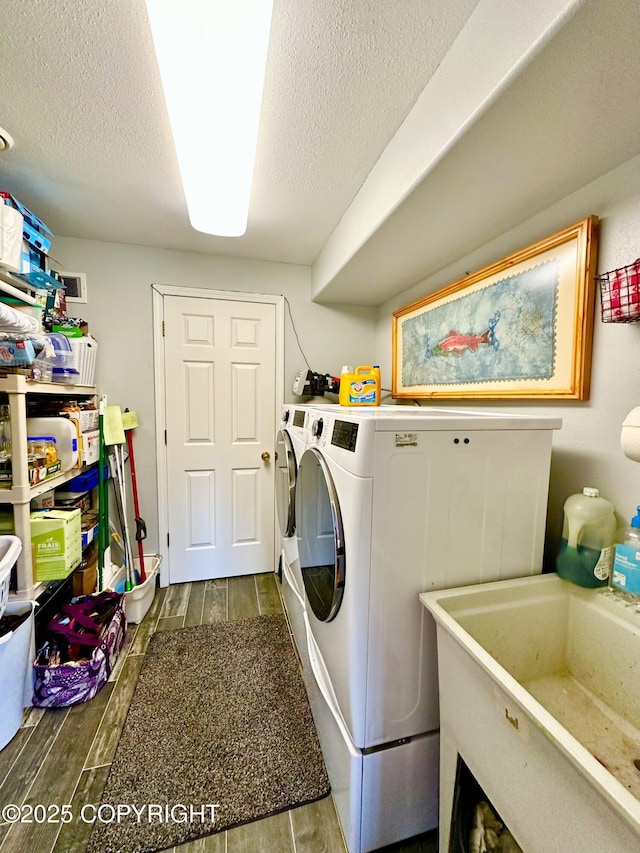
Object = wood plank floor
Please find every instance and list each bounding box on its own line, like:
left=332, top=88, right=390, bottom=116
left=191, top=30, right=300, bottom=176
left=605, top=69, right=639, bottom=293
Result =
left=0, top=573, right=438, bottom=853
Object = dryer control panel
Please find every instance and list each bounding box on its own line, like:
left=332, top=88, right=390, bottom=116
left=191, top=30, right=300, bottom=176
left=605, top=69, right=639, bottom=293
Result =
left=331, top=419, right=359, bottom=452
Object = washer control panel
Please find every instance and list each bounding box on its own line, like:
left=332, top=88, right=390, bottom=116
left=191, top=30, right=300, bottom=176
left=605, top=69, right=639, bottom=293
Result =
left=331, top=419, right=359, bottom=452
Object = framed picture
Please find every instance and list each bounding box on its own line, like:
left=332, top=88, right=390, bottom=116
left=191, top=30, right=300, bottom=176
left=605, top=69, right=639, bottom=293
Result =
left=58, top=271, right=87, bottom=303
left=392, top=216, right=599, bottom=400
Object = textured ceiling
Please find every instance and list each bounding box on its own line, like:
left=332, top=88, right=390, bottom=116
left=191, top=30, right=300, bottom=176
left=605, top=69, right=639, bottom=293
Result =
left=0, top=0, right=478, bottom=266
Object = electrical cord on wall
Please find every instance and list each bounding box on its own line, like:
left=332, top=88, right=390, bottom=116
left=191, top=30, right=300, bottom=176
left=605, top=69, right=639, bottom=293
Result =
left=284, top=296, right=311, bottom=369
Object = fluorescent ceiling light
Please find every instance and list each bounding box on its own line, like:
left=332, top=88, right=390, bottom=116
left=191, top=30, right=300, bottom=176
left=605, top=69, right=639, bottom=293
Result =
left=145, top=0, right=274, bottom=237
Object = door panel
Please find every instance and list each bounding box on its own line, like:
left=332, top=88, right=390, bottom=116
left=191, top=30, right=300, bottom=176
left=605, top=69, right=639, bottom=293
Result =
left=163, top=294, right=276, bottom=582
left=186, top=470, right=215, bottom=546
left=186, top=362, right=214, bottom=439
left=232, top=363, right=260, bottom=440
left=232, top=467, right=260, bottom=543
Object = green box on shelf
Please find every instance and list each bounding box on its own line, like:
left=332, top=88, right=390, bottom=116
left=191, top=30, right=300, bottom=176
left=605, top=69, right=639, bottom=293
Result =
left=30, top=507, right=81, bottom=581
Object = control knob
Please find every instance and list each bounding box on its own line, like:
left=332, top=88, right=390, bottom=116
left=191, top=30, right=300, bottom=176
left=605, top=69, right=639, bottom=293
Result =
left=312, top=418, right=324, bottom=438
left=282, top=409, right=290, bottom=423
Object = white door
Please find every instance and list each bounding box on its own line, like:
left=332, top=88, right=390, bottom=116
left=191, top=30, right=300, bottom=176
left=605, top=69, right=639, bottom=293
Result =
left=160, top=291, right=280, bottom=583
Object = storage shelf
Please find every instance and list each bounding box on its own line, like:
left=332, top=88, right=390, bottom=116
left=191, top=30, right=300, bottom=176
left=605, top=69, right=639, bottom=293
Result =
left=0, top=464, right=96, bottom=503
left=0, top=375, right=95, bottom=396
left=0, top=378, right=99, bottom=598
left=0, top=269, right=39, bottom=306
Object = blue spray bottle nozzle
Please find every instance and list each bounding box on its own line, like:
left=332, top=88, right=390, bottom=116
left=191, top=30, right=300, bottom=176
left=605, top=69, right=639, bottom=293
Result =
left=631, top=507, right=640, bottom=528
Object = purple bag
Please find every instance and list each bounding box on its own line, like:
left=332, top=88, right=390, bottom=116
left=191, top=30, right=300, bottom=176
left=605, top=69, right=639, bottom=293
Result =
left=32, top=591, right=126, bottom=708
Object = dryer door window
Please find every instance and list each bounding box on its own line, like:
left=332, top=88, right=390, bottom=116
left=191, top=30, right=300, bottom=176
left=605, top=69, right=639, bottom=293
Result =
left=296, top=447, right=345, bottom=622
left=276, top=429, right=297, bottom=539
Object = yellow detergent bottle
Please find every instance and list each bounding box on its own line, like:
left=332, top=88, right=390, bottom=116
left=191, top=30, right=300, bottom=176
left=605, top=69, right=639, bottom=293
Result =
left=339, top=365, right=381, bottom=406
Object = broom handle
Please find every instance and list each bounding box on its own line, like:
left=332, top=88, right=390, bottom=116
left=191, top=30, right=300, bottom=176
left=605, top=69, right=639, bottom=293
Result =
left=126, top=428, right=146, bottom=582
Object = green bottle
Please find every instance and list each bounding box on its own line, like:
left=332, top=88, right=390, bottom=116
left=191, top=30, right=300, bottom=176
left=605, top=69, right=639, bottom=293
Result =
left=556, top=487, right=616, bottom=588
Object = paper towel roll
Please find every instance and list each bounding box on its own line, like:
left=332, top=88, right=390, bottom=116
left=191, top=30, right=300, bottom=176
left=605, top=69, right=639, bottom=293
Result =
left=621, top=407, right=640, bottom=461
left=0, top=301, right=40, bottom=334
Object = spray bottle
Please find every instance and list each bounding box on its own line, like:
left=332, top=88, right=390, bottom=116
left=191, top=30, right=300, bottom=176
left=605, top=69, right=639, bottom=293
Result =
left=610, top=507, right=640, bottom=602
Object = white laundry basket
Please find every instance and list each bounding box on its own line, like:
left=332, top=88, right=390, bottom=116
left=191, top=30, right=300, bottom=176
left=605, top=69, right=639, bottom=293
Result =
left=0, top=599, right=35, bottom=751
left=0, top=535, right=22, bottom=620
left=69, top=336, right=98, bottom=386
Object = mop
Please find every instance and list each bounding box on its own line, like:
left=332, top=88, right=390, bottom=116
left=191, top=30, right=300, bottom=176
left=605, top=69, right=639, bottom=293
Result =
left=122, top=409, right=147, bottom=583
left=108, top=447, right=135, bottom=587
left=103, top=405, right=136, bottom=591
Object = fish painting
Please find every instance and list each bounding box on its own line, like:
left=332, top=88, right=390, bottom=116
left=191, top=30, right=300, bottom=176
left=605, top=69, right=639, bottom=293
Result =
left=434, top=329, right=491, bottom=355
left=430, top=311, right=501, bottom=357
left=401, top=259, right=560, bottom=389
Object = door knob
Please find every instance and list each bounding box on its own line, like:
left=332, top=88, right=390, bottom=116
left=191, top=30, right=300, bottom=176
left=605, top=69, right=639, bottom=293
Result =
left=261, top=451, right=271, bottom=462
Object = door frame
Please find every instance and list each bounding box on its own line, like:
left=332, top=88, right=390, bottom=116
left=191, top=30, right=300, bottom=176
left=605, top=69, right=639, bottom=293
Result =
left=152, top=284, right=285, bottom=587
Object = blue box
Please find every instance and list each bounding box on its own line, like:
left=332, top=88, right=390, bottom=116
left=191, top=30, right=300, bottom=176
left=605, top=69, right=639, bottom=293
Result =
left=0, top=192, right=51, bottom=241
left=21, top=219, right=51, bottom=255
left=64, top=465, right=108, bottom=494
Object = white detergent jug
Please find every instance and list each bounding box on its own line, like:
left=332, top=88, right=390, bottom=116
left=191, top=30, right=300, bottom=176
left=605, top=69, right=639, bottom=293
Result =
left=556, top=487, right=616, bottom=588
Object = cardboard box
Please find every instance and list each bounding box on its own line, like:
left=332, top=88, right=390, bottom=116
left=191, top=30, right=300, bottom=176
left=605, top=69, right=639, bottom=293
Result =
left=79, top=429, right=100, bottom=465
left=81, top=511, right=99, bottom=550
left=72, top=558, right=97, bottom=596
left=30, top=508, right=81, bottom=582
left=31, top=488, right=56, bottom=510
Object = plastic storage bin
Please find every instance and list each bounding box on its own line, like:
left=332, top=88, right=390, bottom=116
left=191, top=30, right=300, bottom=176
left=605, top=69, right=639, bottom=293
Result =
left=0, top=535, right=23, bottom=620
left=0, top=600, right=35, bottom=750
left=31, top=333, right=80, bottom=384
left=26, top=417, right=79, bottom=470
left=108, top=554, right=160, bottom=623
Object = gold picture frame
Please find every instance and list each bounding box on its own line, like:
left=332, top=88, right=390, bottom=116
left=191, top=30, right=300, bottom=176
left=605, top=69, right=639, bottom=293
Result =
left=392, top=216, right=598, bottom=400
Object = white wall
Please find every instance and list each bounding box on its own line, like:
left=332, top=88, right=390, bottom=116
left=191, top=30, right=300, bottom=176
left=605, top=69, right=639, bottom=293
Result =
left=375, top=153, right=640, bottom=568
left=52, top=238, right=378, bottom=553
left=54, top=154, right=640, bottom=570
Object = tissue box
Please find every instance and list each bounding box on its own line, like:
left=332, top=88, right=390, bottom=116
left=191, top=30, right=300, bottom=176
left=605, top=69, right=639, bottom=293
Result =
left=30, top=508, right=81, bottom=582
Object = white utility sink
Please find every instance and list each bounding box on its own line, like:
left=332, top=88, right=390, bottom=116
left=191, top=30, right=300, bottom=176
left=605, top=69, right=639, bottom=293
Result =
left=421, top=573, right=640, bottom=853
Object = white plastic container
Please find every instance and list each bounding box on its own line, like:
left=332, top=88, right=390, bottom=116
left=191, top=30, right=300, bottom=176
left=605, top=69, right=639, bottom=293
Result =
left=109, top=554, right=160, bottom=624
left=0, top=600, right=34, bottom=750
left=31, top=333, right=79, bottom=384
left=556, top=487, right=616, bottom=588
left=26, top=417, right=78, bottom=470
left=0, top=535, right=22, bottom=620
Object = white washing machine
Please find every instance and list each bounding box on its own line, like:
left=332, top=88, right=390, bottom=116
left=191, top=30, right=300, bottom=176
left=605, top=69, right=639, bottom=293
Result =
left=275, top=404, right=312, bottom=668
left=295, top=405, right=562, bottom=853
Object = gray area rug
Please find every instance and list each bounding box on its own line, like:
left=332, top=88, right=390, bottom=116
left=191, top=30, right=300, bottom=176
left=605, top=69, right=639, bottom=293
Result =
left=87, top=615, right=330, bottom=853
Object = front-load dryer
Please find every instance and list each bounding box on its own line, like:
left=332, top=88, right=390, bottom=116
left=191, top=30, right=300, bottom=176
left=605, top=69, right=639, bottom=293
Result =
left=275, top=404, right=310, bottom=668
left=295, top=405, right=562, bottom=853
